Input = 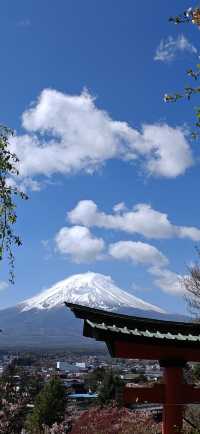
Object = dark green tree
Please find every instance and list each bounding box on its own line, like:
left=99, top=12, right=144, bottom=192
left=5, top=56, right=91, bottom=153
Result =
left=85, top=367, right=106, bottom=392
left=26, top=377, right=66, bottom=434
left=0, top=125, right=27, bottom=282
left=97, top=370, right=124, bottom=406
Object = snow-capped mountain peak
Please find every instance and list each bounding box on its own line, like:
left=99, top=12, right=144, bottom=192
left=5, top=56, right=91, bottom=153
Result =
left=19, top=272, right=165, bottom=314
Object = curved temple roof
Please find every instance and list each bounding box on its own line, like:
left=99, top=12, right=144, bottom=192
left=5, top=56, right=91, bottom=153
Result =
left=65, top=302, right=200, bottom=362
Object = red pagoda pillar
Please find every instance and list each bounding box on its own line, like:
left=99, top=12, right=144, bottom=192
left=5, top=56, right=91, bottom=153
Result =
left=162, top=361, right=185, bottom=434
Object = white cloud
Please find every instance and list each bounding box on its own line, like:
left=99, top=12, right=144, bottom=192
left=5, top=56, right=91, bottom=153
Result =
left=55, top=205, right=186, bottom=296
left=0, top=281, right=9, bottom=291
left=109, top=241, right=168, bottom=268
left=149, top=267, right=184, bottom=295
left=9, top=89, right=193, bottom=190
left=177, top=226, right=200, bottom=240
left=108, top=240, right=185, bottom=296
left=68, top=200, right=200, bottom=241
left=6, top=176, right=41, bottom=193
left=55, top=225, right=105, bottom=263
left=113, top=202, right=127, bottom=213
left=154, top=34, right=197, bottom=62
left=138, top=124, right=193, bottom=177
left=107, top=238, right=185, bottom=296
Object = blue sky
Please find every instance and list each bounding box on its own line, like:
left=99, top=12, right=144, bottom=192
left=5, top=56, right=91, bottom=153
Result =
left=1, top=0, right=200, bottom=314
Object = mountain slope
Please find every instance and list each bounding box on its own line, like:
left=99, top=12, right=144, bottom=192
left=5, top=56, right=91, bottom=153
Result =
left=19, top=272, right=165, bottom=314
left=0, top=272, right=187, bottom=348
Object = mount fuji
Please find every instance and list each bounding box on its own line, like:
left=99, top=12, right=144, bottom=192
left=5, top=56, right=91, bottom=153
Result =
left=19, top=272, right=165, bottom=314
left=0, top=272, right=186, bottom=348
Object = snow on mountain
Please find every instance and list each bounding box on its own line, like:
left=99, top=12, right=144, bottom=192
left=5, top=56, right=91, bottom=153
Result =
left=19, top=272, right=165, bottom=314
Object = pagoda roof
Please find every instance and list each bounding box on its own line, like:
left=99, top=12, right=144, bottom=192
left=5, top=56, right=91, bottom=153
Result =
left=65, top=302, right=200, bottom=362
